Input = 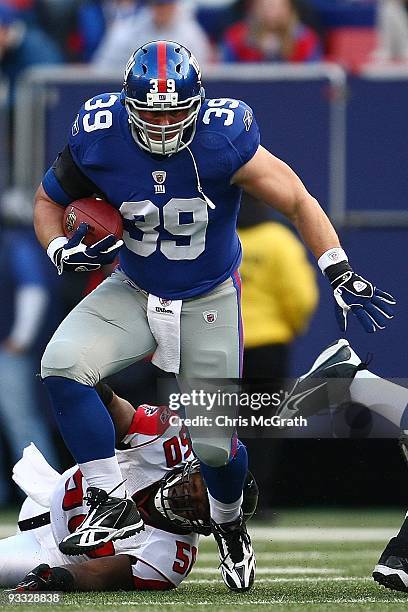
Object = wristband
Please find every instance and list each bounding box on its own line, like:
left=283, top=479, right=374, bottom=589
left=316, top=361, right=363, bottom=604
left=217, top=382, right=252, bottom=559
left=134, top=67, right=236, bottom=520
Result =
left=46, top=236, right=68, bottom=263
left=324, top=260, right=353, bottom=285
left=317, top=248, right=348, bottom=274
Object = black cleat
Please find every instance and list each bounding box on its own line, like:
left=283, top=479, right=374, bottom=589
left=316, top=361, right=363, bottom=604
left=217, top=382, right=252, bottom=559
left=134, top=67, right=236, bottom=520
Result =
left=276, top=339, right=364, bottom=421
left=211, top=511, right=255, bottom=592
left=373, top=539, right=408, bottom=592
left=59, top=486, right=144, bottom=556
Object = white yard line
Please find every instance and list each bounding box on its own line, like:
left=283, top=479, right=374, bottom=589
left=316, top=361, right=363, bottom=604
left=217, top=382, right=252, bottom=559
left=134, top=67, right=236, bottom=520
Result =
left=186, top=577, right=372, bottom=584
left=65, top=599, right=408, bottom=606
left=192, top=567, right=342, bottom=575
left=0, top=526, right=396, bottom=541
left=197, top=550, right=378, bottom=562
left=247, top=527, right=396, bottom=541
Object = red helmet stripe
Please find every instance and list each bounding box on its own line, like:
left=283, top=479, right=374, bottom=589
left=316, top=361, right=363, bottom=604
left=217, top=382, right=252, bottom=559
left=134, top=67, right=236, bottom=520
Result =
left=157, top=41, right=167, bottom=93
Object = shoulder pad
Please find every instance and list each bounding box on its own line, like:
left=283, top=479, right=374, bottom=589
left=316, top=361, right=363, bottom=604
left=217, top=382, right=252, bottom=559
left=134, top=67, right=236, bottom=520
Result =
left=126, top=404, right=172, bottom=437
left=196, top=98, right=259, bottom=176
left=70, top=92, right=123, bottom=144
left=199, top=98, right=256, bottom=142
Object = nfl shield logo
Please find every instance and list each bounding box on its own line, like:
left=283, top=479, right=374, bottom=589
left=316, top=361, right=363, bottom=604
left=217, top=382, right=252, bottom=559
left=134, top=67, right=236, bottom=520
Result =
left=152, top=171, right=167, bottom=184
left=203, top=310, right=218, bottom=323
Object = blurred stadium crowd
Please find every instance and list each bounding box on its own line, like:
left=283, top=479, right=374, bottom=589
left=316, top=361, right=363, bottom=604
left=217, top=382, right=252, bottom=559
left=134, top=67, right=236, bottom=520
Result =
left=0, top=0, right=407, bottom=508
left=2, top=0, right=408, bottom=77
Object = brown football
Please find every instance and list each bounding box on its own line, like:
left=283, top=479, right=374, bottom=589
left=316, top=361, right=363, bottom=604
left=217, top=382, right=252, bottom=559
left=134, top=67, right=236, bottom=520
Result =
left=63, top=197, right=123, bottom=247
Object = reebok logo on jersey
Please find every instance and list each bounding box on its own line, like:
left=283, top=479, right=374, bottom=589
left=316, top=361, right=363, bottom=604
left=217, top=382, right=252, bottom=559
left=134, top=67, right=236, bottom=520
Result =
left=153, top=171, right=166, bottom=194
left=353, top=280, right=367, bottom=293
left=72, top=114, right=80, bottom=136
left=243, top=110, right=253, bottom=132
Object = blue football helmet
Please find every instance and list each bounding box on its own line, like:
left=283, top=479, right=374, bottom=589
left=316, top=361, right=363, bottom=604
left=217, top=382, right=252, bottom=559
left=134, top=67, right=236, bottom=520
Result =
left=122, top=40, right=205, bottom=155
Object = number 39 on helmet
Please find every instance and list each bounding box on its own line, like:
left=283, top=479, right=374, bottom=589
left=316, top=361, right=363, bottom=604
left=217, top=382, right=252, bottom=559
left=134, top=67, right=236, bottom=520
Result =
left=122, top=40, right=205, bottom=156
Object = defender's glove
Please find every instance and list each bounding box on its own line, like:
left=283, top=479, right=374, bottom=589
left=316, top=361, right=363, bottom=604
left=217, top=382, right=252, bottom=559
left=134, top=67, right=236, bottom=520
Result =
left=325, top=260, right=396, bottom=333
left=8, top=563, right=75, bottom=592
left=47, top=223, right=123, bottom=275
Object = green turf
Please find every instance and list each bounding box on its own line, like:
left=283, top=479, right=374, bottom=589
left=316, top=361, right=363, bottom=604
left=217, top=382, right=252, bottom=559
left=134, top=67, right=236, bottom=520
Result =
left=0, top=509, right=407, bottom=611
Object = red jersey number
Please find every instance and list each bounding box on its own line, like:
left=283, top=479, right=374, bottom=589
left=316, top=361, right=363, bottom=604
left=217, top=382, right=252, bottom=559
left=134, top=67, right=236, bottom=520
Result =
left=172, top=541, right=197, bottom=575
left=163, top=426, right=192, bottom=468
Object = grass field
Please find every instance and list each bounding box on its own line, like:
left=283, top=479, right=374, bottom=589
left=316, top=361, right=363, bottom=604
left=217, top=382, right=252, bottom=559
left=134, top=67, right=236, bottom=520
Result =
left=0, top=508, right=407, bottom=611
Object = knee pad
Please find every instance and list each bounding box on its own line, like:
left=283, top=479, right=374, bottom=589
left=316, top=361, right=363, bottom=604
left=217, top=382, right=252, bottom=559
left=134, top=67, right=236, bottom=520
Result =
left=192, top=441, right=231, bottom=467
left=41, top=339, right=89, bottom=383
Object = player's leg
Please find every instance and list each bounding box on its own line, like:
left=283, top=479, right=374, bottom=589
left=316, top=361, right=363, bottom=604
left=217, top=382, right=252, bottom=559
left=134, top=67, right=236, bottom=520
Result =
left=179, top=274, right=255, bottom=591
left=277, top=339, right=408, bottom=431
left=0, top=531, right=45, bottom=586
left=0, top=497, right=55, bottom=586
left=373, top=434, right=408, bottom=592
left=41, top=271, right=156, bottom=553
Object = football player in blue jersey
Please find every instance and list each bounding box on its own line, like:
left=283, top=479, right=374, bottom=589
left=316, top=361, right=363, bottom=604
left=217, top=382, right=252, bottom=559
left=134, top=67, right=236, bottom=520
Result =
left=33, top=41, right=395, bottom=591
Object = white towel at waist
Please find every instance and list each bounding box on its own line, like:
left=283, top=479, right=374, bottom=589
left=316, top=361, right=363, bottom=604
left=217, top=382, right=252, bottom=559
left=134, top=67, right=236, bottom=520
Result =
left=12, top=443, right=61, bottom=508
left=147, top=294, right=182, bottom=374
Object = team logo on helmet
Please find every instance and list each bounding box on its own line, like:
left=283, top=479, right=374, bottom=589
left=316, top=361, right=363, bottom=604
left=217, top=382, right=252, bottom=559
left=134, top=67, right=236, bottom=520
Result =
left=203, top=310, right=218, bottom=324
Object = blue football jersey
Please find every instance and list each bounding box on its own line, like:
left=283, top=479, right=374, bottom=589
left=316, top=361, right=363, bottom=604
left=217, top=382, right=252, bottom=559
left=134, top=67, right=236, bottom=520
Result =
left=43, top=93, right=260, bottom=299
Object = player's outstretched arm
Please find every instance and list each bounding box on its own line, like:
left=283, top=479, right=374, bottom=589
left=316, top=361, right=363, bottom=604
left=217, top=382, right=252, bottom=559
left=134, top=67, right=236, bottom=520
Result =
left=9, top=556, right=134, bottom=592
left=233, top=145, right=396, bottom=333
left=60, top=556, right=134, bottom=591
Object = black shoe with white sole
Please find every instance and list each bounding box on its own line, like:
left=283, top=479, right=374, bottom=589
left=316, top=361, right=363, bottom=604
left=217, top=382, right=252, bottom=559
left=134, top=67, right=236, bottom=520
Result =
left=373, top=538, right=408, bottom=592
left=276, top=339, right=365, bottom=421
left=211, top=512, right=255, bottom=592
left=59, top=486, right=144, bottom=556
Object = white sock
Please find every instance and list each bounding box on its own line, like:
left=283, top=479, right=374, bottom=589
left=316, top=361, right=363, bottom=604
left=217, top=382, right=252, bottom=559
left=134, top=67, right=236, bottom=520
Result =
left=350, top=370, right=408, bottom=428
left=78, top=457, right=126, bottom=497
left=208, top=492, right=243, bottom=525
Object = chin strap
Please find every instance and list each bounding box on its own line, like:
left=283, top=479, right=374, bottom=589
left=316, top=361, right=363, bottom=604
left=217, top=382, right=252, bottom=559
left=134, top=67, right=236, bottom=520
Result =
left=186, top=146, right=216, bottom=210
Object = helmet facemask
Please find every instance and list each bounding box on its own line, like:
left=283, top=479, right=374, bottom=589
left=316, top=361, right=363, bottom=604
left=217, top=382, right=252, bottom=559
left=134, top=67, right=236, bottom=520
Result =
left=154, top=459, right=211, bottom=535
left=154, top=459, right=259, bottom=535
left=125, top=91, right=203, bottom=156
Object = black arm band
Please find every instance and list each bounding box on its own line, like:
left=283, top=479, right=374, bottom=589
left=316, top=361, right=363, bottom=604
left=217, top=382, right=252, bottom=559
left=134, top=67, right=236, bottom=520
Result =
left=52, top=145, right=105, bottom=201
left=325, top=261, right=352, bottom=284
left=95, top=381, right=114, bottom=406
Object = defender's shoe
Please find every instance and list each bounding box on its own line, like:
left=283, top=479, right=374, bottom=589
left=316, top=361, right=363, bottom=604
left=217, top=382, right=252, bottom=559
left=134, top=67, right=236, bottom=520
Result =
left=211, top=512, right=255, bottom=592
left=276, top=339, right=365, bottom=421
left=373, top=539, right=408, bottom=592
left=59, top=487, right=144, bottom=556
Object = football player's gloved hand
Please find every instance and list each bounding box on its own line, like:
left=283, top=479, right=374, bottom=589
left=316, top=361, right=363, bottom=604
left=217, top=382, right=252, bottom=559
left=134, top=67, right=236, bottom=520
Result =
left=8, top=563, right=75, bottom=592
left=325, top=261, right=396, bottom=333
left=47, top=223, right=123, bottom=275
